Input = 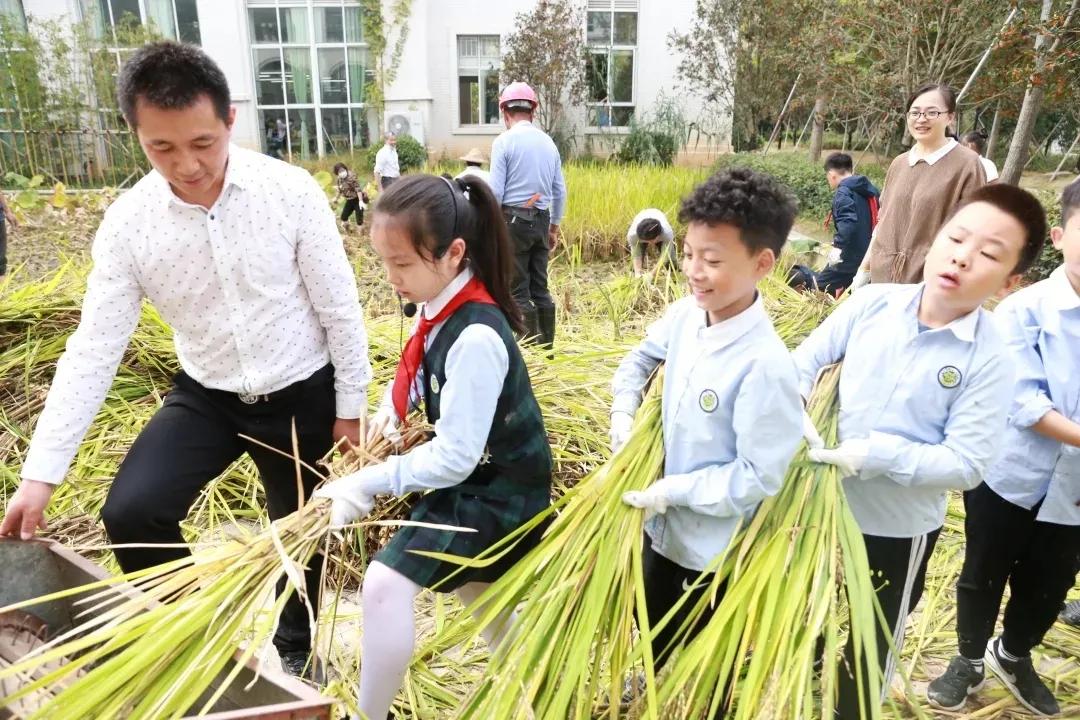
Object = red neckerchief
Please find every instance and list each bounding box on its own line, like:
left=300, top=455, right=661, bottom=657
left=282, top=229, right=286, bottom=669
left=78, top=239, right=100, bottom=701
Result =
left=391, top=276, right=496, bottom=421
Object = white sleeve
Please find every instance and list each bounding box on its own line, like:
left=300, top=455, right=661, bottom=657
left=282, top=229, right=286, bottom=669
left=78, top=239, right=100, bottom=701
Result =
left=293, top=176, right=371, bottom=418
left=22, top=218, right=144, bottom=484
left=371, top=324, right=509, bottom=495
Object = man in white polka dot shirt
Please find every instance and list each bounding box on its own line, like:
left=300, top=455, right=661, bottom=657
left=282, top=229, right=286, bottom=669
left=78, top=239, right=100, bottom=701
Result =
left=0, top=42, right=371, bottom=681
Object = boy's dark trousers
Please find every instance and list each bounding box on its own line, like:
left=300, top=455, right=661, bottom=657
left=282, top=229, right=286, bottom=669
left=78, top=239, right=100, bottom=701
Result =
left=642, top=535, right=731, bottom=717
left=956, top=482, right=1080, bottom=660
left=0, top=215, right=6, bottom=275
left=835, top=528, right=940, bottom=720
left=99, top=365, right=335, bottom=657
left=503, top=205, right=554, bottom=348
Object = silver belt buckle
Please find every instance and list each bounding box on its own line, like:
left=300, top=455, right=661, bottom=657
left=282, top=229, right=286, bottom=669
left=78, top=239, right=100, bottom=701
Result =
left=238, top=392, right=260, bottom=405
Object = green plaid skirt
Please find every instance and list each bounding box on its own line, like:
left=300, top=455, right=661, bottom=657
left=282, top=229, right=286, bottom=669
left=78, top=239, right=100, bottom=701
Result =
left=375, top=481, right=550, bottom=591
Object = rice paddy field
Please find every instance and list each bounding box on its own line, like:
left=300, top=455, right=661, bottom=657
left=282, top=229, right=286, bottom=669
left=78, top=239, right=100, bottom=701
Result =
left=1, top=162, right=1079, bottom=719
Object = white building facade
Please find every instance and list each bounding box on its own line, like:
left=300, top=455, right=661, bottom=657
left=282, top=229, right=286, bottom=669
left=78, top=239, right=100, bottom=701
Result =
left=8, top=0, right=731, bottom=163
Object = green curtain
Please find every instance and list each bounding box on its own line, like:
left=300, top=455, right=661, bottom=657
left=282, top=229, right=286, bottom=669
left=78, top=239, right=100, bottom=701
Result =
left=347, top=47, right=366, bottom=104
left=285, top=48, right=311, bottom=104
left=146, top=0, right=176, bottom=39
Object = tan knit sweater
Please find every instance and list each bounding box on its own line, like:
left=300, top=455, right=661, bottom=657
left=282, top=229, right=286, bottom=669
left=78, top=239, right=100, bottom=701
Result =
left=869, top=144, right=986, bottom=284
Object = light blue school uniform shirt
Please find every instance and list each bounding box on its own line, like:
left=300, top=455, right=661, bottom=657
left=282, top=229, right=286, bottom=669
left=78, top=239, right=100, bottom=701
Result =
left=985, top=267, right=1080, bottom=525
left=611, top=295, right=803, bottom=571
left=792, top=283, right=1015, bottom=538
left=489, top=120, right=567, bottom=225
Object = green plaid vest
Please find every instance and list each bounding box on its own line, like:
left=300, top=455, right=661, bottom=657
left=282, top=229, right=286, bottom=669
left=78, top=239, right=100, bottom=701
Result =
left=421, top=302, right=552, bottom=498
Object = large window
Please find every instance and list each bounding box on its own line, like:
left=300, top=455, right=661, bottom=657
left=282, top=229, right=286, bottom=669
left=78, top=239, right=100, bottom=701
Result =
left=0, top=0, right=26, bottom=31
left=586, top=2, right=636, bottom=128
left=457, top=35, right=500, bottom=127
left=249, top=1, right=370, bottom=159
left=82, top=0, right=201, bottom=44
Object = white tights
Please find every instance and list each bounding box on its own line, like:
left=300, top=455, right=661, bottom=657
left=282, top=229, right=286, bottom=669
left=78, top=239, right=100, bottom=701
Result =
left=356, top=562, right=517, bottom=720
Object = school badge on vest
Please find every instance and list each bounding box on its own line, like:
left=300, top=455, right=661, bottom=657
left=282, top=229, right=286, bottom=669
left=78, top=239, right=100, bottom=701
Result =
left=699, top=389, right=719, bottom=413
left=937, top=365, right=961, bottom=389
left=431, top=375, right=441, bottom=394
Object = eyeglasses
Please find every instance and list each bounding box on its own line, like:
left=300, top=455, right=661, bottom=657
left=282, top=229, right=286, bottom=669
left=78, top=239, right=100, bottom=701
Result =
left=908, top=110, right=945, bottom=120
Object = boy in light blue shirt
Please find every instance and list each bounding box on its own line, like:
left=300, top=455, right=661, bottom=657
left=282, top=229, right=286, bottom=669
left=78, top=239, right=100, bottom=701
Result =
left=928, top=179, right=1080, bottom=718
left=610, top=168, right=804, bottom=684
left=794, top=184, right=1048, bottom=719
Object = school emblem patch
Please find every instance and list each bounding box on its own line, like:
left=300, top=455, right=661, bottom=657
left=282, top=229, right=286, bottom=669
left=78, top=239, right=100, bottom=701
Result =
left=431, top=375, right=441, bottom=394
left=937, top=366, right=961, bottom=389
left=699, top=389, right=719, bottom=413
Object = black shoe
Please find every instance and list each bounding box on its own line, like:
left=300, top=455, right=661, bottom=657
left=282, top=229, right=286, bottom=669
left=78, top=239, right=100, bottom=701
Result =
left=985, top=637, right=1060, bottom=716
left=280, top=650, right=326, bottom=686
left=927, top=655, right=985, bottom=711
left=1061, top=600, right=1080, bottom=628
left=537, top=306, right=556, bottom=355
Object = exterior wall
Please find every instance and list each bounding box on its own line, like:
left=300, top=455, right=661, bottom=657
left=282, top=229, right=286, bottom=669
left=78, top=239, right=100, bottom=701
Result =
left=20, top=0, right=732, bottom=163
left=195, top=0, right=260, bottom=150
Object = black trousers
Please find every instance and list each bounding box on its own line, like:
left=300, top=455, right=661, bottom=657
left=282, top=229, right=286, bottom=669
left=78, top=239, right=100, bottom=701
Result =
left=956, top=482, right=1080, bottom=660
left=504, top=207, right=554, bottom=315
left=0, top=217, right=7, bottom=275
left=836, top=528, right=940, bottom=720
left=380, top=176, right=397, bottom=191
left=340, top=197, right=363, bottom=225
left=100, top=365, right=335, bottom=655
left=642, top=536, right=730, bottom=716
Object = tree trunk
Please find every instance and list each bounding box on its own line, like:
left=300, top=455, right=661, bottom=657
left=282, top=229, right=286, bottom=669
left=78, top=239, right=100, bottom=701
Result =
left=987, top=103, right=1002, bottom=162
left=1000, top=0, right=1054, bottom=186
left=808, top=95, right=827, bottom=162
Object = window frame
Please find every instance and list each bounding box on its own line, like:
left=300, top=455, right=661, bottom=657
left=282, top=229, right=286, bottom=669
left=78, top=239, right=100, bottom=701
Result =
left=585, top=8, right=637, bottom=130
left=247, top=0, right=370, bottom=159
left=455, top=33, right=502, bottom=130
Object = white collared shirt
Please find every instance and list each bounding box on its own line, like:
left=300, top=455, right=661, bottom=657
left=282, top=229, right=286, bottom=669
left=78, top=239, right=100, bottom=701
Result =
left=374, top=145, right=400, bottom=178
left=792, top=283, right=1015, bottom=537
left=907, top=138, right=959, bottom=167
left=370, top=267, right=511, bottom=495
left=611, top=295, right=803, bottom=571
left=22, top=146, right=371, bottom=485
left=985, top=267, right=1080, bottom=524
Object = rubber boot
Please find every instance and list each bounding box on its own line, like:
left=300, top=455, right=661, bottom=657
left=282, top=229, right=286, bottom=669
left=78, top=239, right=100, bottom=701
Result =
left=518, top=307, right=540, bottom=345
left=537, top=306, right=556, bottom=357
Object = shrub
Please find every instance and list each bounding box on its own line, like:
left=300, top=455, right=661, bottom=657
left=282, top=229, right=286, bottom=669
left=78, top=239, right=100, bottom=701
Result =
left=712, top=152, right=887, bottom=222
left=364, top=134, right=428, bottom=173
left=1025, top=188, right=1063, bottom=282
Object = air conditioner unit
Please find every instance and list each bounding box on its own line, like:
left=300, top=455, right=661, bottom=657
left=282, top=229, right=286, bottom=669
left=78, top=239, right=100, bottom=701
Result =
left=384, top=111, right=425, bottom=146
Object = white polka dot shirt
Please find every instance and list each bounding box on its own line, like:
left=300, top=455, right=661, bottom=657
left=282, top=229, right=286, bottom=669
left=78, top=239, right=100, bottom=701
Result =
left=22, top=145, right=371, bottom=484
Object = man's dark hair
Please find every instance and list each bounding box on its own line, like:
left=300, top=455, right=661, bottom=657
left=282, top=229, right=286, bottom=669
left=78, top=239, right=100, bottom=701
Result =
left=636, top=217, right=663, bottom=241
left=118, top=41, right=231, bottom=128
left=1061, top=178, right=1080, bottom=227
left=961, top=130, right=987, bottom=155
left=954, top=184, right=1047, bottom=274
left=824, top=152, right=853, bottom=174
left=678, top=168, right=798, bottom=256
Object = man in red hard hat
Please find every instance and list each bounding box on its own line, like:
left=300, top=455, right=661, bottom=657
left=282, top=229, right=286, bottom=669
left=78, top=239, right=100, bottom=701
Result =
left=489, top=81, right=566, bottom=352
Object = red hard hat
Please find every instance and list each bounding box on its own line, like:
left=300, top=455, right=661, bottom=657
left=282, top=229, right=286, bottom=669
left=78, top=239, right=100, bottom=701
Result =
left=499, top=81, right=539, bottom=111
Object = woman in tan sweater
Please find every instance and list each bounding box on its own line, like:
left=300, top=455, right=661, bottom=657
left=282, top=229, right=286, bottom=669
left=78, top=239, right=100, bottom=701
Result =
left=856, top=84, right=986, bottom=285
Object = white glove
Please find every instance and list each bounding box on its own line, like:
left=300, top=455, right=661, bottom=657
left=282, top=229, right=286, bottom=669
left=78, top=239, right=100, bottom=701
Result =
left=826, top=246, right=842, bottom=265
left=622, top=486, right=671, bottom=515
left=610, top=411, right=635, bottom=453
left=802, top=411, right=825, bottom=450
left=366, top=405, right=402, bottom=446
left=850, top=271, right=870, bottom=292
left=313, top=465, right=392, bottom=528
left=807, top=439, right=871, bottom=478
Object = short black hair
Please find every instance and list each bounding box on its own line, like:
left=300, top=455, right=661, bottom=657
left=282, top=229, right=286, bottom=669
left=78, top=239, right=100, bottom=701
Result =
left=824, top=152, right=853, bottom=173
left=118, top=41, right=231, bottom=128
left=1061, top=178, right=1080, bottom=227
left=678, top=168, right=797, bottom=257
left=955, top=184, right=1047, bottom=274
left=636, top=217, right=663, bottom=241
left=332, top=162, right=349, bottom=174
